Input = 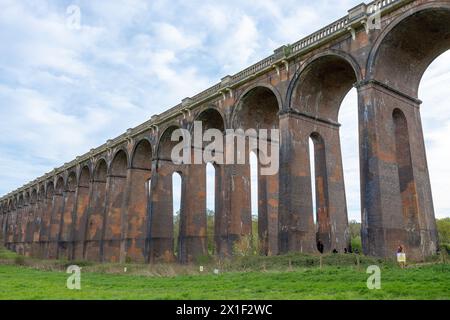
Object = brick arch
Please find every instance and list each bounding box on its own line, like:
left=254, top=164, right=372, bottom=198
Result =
left=13, top=196, right=18, bottom=208
left=231, top=85, right=281, bottom=131
left=93, top=158, right=108, bottom=182
left=367, top=2, right=450, bottom=98
left=287, top=51, right=360, bottom=123
left=30, top=188, right=38, bottom=204
left=38, top=185, right=45, bottom=201
left=66, top=171, right=77, bottom=192
left=103, top=149, right=129, bottom=262
left=308, top=131, right=333, bottom=252
left=191, top=107, right=226, bottom=153
left=392, top=108, right=419, bottom=243
left=157, top=124, right=184, bottom=161
left=235, top=83, right=283, bottom=111
left=131, top=138, right=153, bottom=170
left=55, top=177, right=65, bottom=195
left=45, top=181, right=54, bottom=199
left=191, top=106, right=226, bottom=133
left=78, top=165, right=91, bottom=187
left=109, top=149, right=129, bottom=176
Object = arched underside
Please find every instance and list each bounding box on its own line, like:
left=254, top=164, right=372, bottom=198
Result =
left=94, top=160, right=107, bottom=181
left=232, top=86, right=280, bottom=256
left=103, top=150, right=129, bottom=262
left=58, top=172, right=78, bottom=259
left=370, top=6, right=450, bottom=97
left=359, top=5, right=450, bottom=260
left=47, top=178, right=65, bottom=259
left=196, top=108, right=225, bottom=132
left=234, top=87, right=280, bottom=130
left=126, top=139, right=153, bottom=263
left=79, top=166, right=90, bottom=187
left=110, top=150, right=128, bottom=176
left=158, top=125, right=182, bottom=161
left=132, top=139, right=153, bottom=169
left=290, top=55, right=358, bottom=123
left=282, top=54, right=355, bottom=254
left=72, top=165, right=91, bottom=260
left=85, top=159, right=108, bottom=261
left=193, top=108, right=225, bottom=257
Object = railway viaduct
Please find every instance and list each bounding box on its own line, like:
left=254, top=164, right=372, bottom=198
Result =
left=1, top=0, right=448, bottom=263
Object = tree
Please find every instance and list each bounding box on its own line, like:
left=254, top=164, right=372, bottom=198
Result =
left=173, top=209, right=216, bottom=255
left=437, top=218, right=450, bottom=245
left=349, top=220, right=362, bottom=252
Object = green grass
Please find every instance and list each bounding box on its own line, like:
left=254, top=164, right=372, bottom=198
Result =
left=0, top=263, right=449, bottom=300
left=0, top=248, right=449, bottom=300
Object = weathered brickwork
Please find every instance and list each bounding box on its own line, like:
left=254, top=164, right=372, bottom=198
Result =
left=1, top=0, right=448, bottom=262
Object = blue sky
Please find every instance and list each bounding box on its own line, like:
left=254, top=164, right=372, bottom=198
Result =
left=0, top=0, right=449, bottom=221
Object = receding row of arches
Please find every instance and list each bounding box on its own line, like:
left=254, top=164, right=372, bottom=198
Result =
left=1, top=4, right=449, bottom=261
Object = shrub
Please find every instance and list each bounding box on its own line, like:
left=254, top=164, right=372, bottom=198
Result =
left=440, top=244, right=450, bottom=255
left=14, top=256, right=26, bottom=266
left=232, top=235, right=255, bottom=257
left=195, top=254, right=212, bottom=265
left=351, top=236, right=362, bottom=253
left=62, top=260, right=94, bottom=268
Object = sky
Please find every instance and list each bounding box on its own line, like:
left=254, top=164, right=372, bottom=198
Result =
left=0, top=0, right=449, bottom=221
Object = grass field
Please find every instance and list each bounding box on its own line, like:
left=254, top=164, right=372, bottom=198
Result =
left=0, top=246, right=449, bottom=300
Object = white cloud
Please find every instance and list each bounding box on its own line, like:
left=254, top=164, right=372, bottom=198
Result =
left=0, top=0, right=448, bottom=223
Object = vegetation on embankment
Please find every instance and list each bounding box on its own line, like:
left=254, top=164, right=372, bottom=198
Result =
left=0, top=244, right=449, bottom=300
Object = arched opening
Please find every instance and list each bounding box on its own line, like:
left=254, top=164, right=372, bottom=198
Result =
left=41, top=181, right=54, bottom=247
left=5, top=200, right=13, bottom=249
left=339, top=87, right=360, bottom=252
left=419, top=50, right=450, bottom=224
left=158, top=125, right=184, bottom=161
left=16, top=195, right=25, bottom=253
left=149, top=125, right=184, bottom=262
left=393, top=109, right=419, bottom=241
left=370, top=7, right=450, bottom=98
left=289, top=54, right=357, bottom=253
left=233, top=86, right=280, bottom=256
left=0, top=203, right=4, bottom=240
left=103, top=150, right=128, bottom=262
left=10, top=199, right=17, bottom=251
left=6, top=200, right=14, bottom=248
left=195, top=108, right=225, bottom=256
left=59, top=172, right=77, bottom=259
left=367, top=5, right=450, bottom=258
left=172, top=171, right=182, bottom=258
left=127, top=139, right=153, bottom=262
left=48, top=178, right=64, bottom=259
left=0, top=203, right=5, bottom=242
left=85, top=159, right=107, bottom=261
left=206, top=162, right=216, bottom=255
left=28, top=190, right=38, bottom=248
left=22, top=192, right=30, bottom=247
left=309, top=133, right=331, bottom=253
left=73, top=165, right=91, bottom=260
left=33, top=186, right=45, bottom=258
left=249, top=151, right=259, bottom=254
